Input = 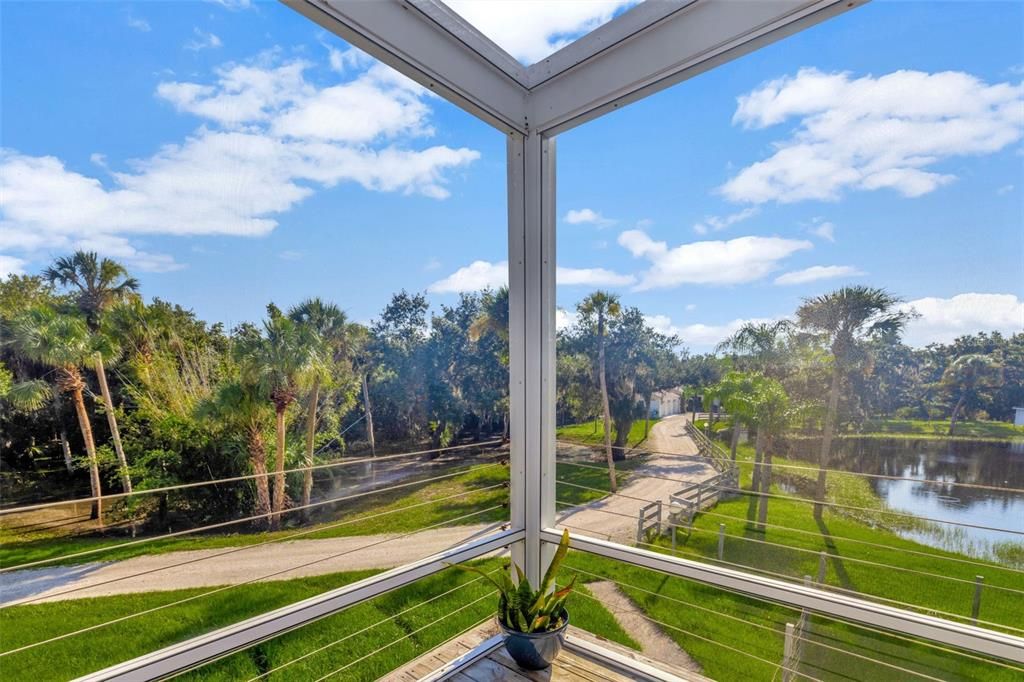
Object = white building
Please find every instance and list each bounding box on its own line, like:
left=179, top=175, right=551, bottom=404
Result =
left=648, top=389, right=683, bottom=418
left=1014, top=407, right=1024, bottom=427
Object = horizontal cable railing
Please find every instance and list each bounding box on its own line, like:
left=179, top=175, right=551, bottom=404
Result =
left=556, top=439, right=1024, bottom=494
left=573, top=586, right=821, bottom=681
left=4, top=482, right=507, bottom=607
left=555, top=499, right=1024, bottom=634
left=3, top=507, right=507, bottom=658
left=543, top=528, right=1024, bottom=664
left=64, top=528, right=522, bottom=681
left=563, top=562, right=1024, bottom=679
left=311, top=598, right=494, bottom=681
left=0, top=439, right=506, bottom=517
left=2, top=460, right=506, bottom=573
left=243, top=568, right=501, bottom=681
left=556, top=470, right=1024, bottom=536
left=555, top=496, right=1024, bottom=597
left=555, top=460, right=1024, bottom=575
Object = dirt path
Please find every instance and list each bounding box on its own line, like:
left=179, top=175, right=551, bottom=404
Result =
left=556, top=415, right=719, bottom=543
left=0, top=522, right=502, bottom=605
left=587, top=580, right=703, bottom=674
left=2, top=417, right=716, bottom=605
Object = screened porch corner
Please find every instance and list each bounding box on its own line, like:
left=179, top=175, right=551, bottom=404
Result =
left=8, top=1, right=1022, bottom=681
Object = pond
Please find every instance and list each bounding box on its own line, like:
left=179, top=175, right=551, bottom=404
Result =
left=785, top=437, right=1024, bottom=560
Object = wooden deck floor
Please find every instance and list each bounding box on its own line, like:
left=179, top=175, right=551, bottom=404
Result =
left=385, top=623, right=709, bottom=681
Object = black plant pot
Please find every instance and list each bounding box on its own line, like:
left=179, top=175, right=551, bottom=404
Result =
left=498, top=610, right=569, bottom=670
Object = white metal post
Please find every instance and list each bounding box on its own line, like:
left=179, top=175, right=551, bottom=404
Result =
left=507, top=130, right=557, bottom=586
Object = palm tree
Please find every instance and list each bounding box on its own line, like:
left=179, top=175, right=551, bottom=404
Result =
left=942, top=354, right=1002, bottom=435
left=200, top=381, right=274, bottom=526
left=470, top=286, right=510, bottom=440
left=578, top=291, right=622, bottom=493
left=717, top=320, right=793, bottom=379
left=44, top=251, right=139, bottom=494
left=0, top=361, right=52, bottom=411
left=705, top=371, right=759, bottom=463
left=8, top=308, right=105, bottom=521
left=347, top=324, right=378, bottom=456
left=288, top=298, right=347, bottom=511
left=796, top=286, right=909, bottom=520
left=746, top=377, right=790, bottom=531
left=238, top=306, right=318, bottom=527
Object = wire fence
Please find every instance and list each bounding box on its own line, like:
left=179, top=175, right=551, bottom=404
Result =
left=2, top=460, right=507, bottom=573
left=0, top=439, right=506, bottom=517
left=555, top=501, right=1024, bottom=635
left=0, top=505, right=506, bottom=657
left=555, top=439, right=1024, bottom=494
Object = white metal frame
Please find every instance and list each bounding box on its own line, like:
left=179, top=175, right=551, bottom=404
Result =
left=78, top=1, right=1024, bottom=678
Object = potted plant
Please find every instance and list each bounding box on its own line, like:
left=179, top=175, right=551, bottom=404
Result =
left=455, top=529, right=576, bottom=670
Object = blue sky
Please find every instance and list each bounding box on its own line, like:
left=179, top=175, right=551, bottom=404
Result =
left=1, top=0, right=1021, bottom=351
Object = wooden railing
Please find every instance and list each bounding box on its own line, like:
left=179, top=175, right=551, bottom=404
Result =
left=684, top=420, right=734, bottom=474
left=635, top=500, right=662, bottom=542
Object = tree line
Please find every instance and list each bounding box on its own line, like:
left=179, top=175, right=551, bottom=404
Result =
left=1, top=253, right=1019, bottom=531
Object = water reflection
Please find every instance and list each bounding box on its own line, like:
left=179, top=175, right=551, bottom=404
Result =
left=785, top=438, right=1024, bottom=558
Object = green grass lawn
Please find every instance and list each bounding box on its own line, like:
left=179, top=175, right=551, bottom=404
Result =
left=0, top=558, right=638, bottom=681
left=556, top=418, right=657, bottom=449
left=5, top=430, right=1022, bottom=680
left=561, top=551, right=1018, bottom=681
left=549, top=434, right=1024, bottom=680
left=0, top=463, right=511, bottom=569
left=860, top=418, right=1024, bottom=441
left=1, top=455, right=644, bottom=570
left=699, top=417, right=1024, bottom=443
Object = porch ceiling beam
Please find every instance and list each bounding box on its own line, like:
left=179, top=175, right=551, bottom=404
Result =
left=282, top=0, right=529, bottom=134
left=528, top=0, right=866, bottom=135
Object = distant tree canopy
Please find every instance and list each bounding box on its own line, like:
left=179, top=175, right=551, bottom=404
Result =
left=1, top=255, right=1018, bottom=530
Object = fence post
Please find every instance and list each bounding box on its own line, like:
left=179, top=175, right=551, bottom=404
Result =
left=655, top=500, right=663, bottom=536
left=782, top=623, right=796, bottom=682
left=817, top=552, right=827, bottom=584
left=717, top=523, right=726, bottom=561
left=636, top=512, right=643, bottom=544
left=972, top=575, right=984, bottom=624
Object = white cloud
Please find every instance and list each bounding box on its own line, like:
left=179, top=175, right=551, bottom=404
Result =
left=126, top=16, right=151, bottom=32
left=557, top=267, right=635, bottom=287
left=445, top=0, right=634, bottom=64
left=556, top=308, right=578, bottom=331
left=722, top=68, right=1024, bottom=204
left=773, top=265, right=862, bottom=286
left=692, top=207, right=759, bottom=235
left=206, top=0, right=252, bottom=9
left=279, top=250, right=302, bottom=261
left=617, top=230, right=812, bottom=290
left=185, top=28, right=222, bottom=52
left=997, top=184, right=1015, bottom=195
left=1, top=54, right=479, bottom=274
left=900, top=293, right=1024, bottom=346
left=564, top=208, right=614, bottom=227
left=808, top=218, right=836, bottom=242
left=645, top=314, right=780, bottom=350
left=685, top=304, right=697, bottom=311
left=427, top=260, right=635, bottom=293
left=423, top=257, right=442, bottom=271
left=428, top=260, right=507, bottom=293
left=0, top=255, right=27, bottom=279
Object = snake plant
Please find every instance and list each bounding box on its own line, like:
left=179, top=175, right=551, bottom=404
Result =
left=453, top=529, right=575, bottom=633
